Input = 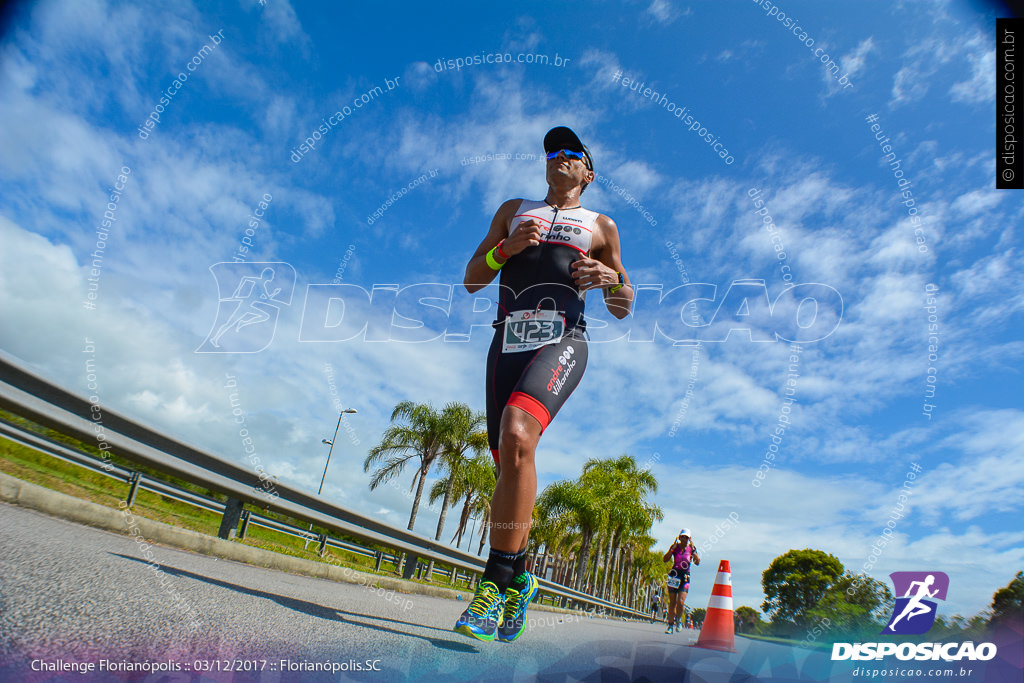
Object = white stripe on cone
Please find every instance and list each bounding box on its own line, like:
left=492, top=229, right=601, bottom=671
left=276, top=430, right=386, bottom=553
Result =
left=708, top=596, right=732, bottom=610
left=714, top=571, right=731, bottom=585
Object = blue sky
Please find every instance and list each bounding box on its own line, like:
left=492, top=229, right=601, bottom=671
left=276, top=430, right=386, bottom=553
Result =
left=0, top=0, right=1021, bottom=622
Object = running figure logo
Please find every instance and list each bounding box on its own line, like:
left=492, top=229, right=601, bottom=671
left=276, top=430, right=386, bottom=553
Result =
left=883, top=571, right=949, bottom=635
left=196, top=262, right=296, bottom=353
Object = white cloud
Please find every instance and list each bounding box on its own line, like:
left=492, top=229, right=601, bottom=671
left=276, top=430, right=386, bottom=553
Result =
left=645, top=0, right=687, bottom=25
left=824, top=37, right=875, bottom=95
left=949, top=33, right=993, bottom=104
left=913, top=409, right=1024, bottom=522
left=950, top=189, right=1003, bottom=217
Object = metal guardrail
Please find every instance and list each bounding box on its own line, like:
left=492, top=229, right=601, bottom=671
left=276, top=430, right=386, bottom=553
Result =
left=0, top=350, right=646, bottom=619
left=0, top=419, right=425, bottom=571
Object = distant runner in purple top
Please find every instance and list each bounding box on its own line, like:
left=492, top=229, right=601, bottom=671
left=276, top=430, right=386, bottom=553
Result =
left=662, top=528, right=700, bottom=634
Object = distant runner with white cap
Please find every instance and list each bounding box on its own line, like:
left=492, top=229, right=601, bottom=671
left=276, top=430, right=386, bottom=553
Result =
left=663, top=528, right=700, bottom=633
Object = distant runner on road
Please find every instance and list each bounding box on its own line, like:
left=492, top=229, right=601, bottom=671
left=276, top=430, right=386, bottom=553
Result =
left=454, top=126, right=634, bottom=643
left=663, top=528, right=700, bottom=633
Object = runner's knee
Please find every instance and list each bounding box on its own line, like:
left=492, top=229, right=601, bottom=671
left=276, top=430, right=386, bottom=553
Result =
left=499, top=422, right=537, bottom=469
left=500, top=408, right=540, bottom=458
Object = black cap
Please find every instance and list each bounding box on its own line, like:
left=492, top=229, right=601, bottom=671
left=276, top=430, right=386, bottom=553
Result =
left=544, top=126, right=594, bottom=171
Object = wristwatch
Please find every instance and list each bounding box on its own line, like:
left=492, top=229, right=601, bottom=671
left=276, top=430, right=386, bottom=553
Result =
left=608, top=271, right=625, bottom=294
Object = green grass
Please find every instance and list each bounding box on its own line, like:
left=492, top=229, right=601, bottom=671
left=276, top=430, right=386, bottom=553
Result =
left=0, top=409, right=453, bottom=584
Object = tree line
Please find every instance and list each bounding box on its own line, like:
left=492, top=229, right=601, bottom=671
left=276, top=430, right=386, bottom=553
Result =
left=360, top=401, right=1024, bottom=626
left=737, top=548, right=1023, bottom=644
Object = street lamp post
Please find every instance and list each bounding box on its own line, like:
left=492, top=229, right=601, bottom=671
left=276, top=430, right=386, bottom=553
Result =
left=318, top=408, right=358, bottom=495
left=304, top=408, right=357, bottom=549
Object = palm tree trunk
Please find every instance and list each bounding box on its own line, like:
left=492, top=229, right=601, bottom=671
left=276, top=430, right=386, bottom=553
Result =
left=611, top=547, right=624, bottom=602
left=590, top=534, right=604, bottom=592
left=407, top=464, right=429, bottom=530
left=588, top=550, right=598, bottom=593
left=574, top=531, right=593, bottom=592
left=621, top=557, right=631, bottom=605
left=451, top=496, right=472, bottom=545
left=476, top=508, right=491, bottom=555
left=600, top=532, right=615, bottom=598
left=434, top=476, right=455, bottom=540
left=611, top=552, right=621, bottom=602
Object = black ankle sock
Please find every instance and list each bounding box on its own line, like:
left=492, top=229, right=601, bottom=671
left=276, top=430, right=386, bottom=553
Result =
left=482, top=548, right=518, bottom=592
left=510, top=548, right=529, bottom=589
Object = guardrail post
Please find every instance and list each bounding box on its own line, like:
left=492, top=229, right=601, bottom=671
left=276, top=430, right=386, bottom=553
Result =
left=125, top=471, right=143, bottom=508
left=317, top=534, right=328, bottom=558
left=218, top=497, right=244, bottom=540
left=374, top=551, right=383, bottom=571
left=402, top=553, right=418, bottom=580
left=239, top=510, right=251, bottom=539
left=448, top=567, right=457, bottom=585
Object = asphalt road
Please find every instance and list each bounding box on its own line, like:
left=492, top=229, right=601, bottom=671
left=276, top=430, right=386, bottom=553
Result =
left=0, top=502, right=1013, bottom=682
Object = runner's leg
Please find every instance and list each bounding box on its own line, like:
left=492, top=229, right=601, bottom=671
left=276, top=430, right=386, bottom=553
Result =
left=492, top=332, right=587, bottom=553
left=490, top=406, right=541, bottom=553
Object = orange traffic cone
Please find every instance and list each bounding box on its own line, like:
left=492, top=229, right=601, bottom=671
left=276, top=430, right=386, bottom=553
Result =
left=694, top=559, right=737, bottom=652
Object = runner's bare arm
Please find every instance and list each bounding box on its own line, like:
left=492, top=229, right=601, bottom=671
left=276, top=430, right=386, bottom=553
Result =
left=663, top=543, right=677, bottom=563
left=572, top=215, right=633, bottom=318
left=464, top=199, right=520, bottom=293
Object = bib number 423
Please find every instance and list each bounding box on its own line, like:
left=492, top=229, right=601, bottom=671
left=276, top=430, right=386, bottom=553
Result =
left=502, top=309, right=565, bottom=353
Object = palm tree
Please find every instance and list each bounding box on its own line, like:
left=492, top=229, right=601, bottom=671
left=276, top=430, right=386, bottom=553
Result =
left=581, top=456, right=661, bottom=600
left=536, top=477, right=609, bottom=592
left=633, top=547, right=665, bottom=611
left=534, top=487, right=587, bottom=582
left=535, top=490, right=578, bottom=587
left=475, top=495, right=495, bottom=555
left=619, top=533, right=657, bottom=607
left=533, top=454, right=662, bottom=602
left=439, top=452, right=496, bottom=551
left=363, top=400, right=449, bottom=531
left=431, top=404, right=487, bottom=542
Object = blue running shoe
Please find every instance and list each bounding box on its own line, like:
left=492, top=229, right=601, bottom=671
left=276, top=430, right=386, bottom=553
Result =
left=454, top=580, right=505, bottom=642
left=497, top=572, right=540, bottom=643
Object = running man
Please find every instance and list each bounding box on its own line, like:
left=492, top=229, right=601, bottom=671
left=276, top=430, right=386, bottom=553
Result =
left=209, top=267, right=282, bottom=348
left=887, top=574, right=939, bottom=632
left=663, top=529, right=700, bottom=633
left=651, top=592, right=661, bottom=623
left=454, top=126, right=634, bottom=642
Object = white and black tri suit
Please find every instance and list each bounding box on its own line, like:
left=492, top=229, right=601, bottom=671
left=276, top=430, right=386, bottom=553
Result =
left=486, top=199, right=601, bottom=464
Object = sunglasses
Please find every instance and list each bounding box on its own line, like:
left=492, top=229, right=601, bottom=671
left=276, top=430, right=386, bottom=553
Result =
left=546, top=149, right=586, bottom=161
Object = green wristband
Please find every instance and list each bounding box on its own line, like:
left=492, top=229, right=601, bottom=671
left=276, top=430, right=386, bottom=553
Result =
left=608, top=271, right=625, bottom=294
left=486, top=247, right=504, bottom=271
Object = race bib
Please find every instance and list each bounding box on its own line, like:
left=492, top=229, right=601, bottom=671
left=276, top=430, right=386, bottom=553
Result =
left=667, top=575, right=682, bottom=589
left=502, top=309, right=565, bottom=353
